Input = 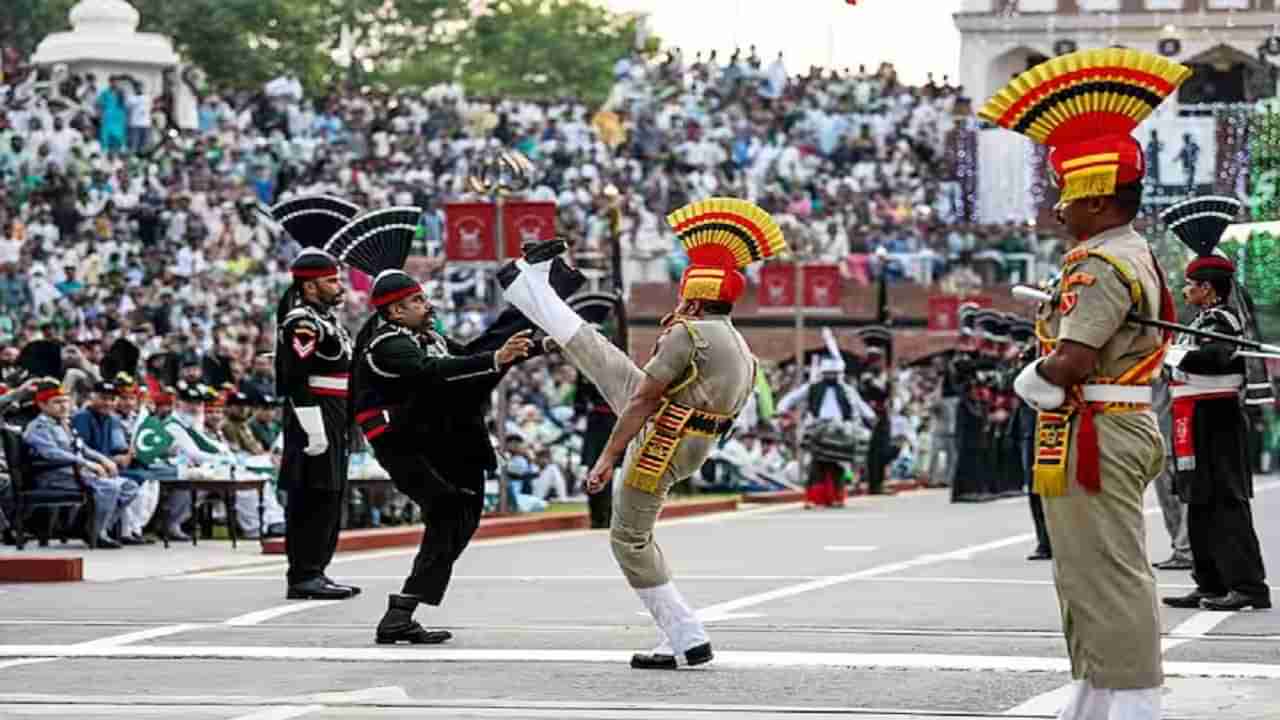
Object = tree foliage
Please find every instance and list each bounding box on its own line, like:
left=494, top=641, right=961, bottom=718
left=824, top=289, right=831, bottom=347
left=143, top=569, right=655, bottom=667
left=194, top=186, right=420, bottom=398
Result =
left=6, top=0, right=642, bottom=102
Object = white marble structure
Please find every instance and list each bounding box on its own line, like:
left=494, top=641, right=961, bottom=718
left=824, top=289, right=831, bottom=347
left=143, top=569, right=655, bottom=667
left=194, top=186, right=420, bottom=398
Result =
left=31, top=0, right=198, bottom=129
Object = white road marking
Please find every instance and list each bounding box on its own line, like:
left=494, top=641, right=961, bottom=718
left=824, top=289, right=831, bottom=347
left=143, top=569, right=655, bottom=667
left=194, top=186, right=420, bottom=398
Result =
left=694, top=532, right=1037, bottom=619
left=1163, top=611, right=1237, bottom=652
left=228, top=706, right=322, bottom=720
left=224, top=602, right=343, bottom=627
left=823, top=545, right=878, bottom=552
left=0, top=659, right=56, bottom=670
left=191, top=503, right=802, bottom=578
left=75, top=624, right=204, bottom=647
left=0, top=643, right=1276, bottom=679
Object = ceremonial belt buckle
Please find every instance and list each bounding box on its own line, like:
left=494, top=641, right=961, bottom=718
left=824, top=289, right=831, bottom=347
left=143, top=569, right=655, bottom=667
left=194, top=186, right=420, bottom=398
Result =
left=684, top=408, right=735, bottom=438
left=356, top=407, right=391, bottom=442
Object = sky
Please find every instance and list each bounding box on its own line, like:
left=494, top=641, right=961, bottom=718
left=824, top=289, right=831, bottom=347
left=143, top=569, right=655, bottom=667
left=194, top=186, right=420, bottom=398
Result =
left=600, top=0, right=966, bottom=85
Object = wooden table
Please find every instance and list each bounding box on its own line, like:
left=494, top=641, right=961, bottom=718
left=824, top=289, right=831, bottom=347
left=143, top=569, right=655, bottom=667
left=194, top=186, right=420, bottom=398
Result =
left=154, top=474, right=268, bottom=550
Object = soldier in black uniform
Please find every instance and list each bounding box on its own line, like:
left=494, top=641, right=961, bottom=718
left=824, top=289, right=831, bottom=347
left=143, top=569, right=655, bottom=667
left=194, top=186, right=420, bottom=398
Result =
left=354, top=255, right=585, bottom=644
left=1159, top=197, right=1270, bottom=612
left=857, top=328, right=893, bottom=495
left=276, top=248, right=360, bottom=601
left=1009, top=319, right=1051, bottom=560
left=574, top=376, right=616, bottom=529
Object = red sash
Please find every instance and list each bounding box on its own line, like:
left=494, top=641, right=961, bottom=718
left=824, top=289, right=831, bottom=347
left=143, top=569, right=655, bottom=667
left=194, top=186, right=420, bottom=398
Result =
left=1170, top=389, right=1237, bottom=473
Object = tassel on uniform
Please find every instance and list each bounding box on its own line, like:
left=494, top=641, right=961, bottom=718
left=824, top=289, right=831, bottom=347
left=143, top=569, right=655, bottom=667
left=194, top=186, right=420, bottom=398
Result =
left=1075, top=405, right=1102, bottom=495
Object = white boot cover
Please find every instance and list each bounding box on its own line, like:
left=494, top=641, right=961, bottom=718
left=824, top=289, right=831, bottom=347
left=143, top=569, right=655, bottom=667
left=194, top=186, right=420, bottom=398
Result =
left=1057, top=679, right=1161, bottom=720
left=501, top=260, right=584, bottom=345
left=635, top=582, right=710, bottom=664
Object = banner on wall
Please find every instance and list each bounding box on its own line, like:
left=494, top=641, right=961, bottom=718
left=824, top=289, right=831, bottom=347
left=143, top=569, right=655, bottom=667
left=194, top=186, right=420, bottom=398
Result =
left=758, top=263, right=843, bottom=311
left=444, top=201, right=557, bottom=263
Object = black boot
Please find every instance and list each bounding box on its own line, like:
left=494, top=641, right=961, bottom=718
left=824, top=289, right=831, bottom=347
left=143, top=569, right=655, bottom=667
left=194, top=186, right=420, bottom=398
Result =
left=375, top=594, right=452, bottom=645
left=324, top=575, right=362, bottom=596
left=630, top=642, right=713, bottom=670
left=287, top=577, right=354, bottom=600
left=1163, top=588, right=1225, bottom=609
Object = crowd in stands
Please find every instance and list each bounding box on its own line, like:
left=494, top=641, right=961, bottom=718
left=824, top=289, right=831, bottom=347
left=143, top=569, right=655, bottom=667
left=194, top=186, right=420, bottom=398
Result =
left=0, top=44, right=1083, bottom=546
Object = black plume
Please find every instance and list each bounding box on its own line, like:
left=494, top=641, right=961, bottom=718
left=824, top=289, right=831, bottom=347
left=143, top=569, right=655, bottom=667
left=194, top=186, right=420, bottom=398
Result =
left=324, top=207, right=421, bottom=276
left=1160, top=196, right=1241, bottom=257
left=268, top=195, right=362, bottom=248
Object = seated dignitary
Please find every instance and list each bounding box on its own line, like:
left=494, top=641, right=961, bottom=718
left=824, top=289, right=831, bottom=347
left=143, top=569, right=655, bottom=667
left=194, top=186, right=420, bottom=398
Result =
left=24, top=378, right=139, bottom=548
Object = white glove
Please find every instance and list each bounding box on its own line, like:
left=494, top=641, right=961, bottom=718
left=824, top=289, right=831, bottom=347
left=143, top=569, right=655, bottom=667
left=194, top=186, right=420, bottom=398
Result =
left=1014, top=358, right=1066, bottom=413
left=293, top=405, right=329, bottom=456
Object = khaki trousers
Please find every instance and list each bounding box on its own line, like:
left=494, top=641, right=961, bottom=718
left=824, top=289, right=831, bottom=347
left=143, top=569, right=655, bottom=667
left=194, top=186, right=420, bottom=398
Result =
left=561, top=325, right=678, bottom=589
left=1044, top=412, right=1164, bottom=689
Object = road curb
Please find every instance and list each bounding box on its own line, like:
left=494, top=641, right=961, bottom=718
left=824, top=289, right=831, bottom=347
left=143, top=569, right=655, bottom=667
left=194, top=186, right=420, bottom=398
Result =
left=0, top=556, right=83, bottom=582
left=259, top=497, right=740, bottom=555
left=743, top=480, right=933, bottom=505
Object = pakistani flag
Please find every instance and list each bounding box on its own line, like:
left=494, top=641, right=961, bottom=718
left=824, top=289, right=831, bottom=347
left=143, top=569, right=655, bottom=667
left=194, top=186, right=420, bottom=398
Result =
left=755, top=365, right=776, bottom=421
left=134, top=415, right=175, bottom=466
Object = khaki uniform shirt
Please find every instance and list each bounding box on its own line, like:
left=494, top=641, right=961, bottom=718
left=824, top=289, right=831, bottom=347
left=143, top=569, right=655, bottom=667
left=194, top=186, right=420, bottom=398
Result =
left=1035, top=223, right=1166, bottom=493
left=633, top=315, right=757, bottom=483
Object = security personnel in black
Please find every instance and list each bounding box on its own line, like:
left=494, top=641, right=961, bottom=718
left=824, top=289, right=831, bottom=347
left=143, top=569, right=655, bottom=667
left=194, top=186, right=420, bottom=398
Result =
left=1009, top=319, right=1051, bottom=560
left=276, top=248, right=359, bottom=601
left=353, top=270, right=541, bottom=645
left=857, top=329, right=893, bottom=495
left=573, top=376, right=616, bottom=529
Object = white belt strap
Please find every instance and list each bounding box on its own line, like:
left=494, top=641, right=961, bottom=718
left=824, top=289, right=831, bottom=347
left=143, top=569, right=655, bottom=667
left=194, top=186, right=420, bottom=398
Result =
left=1080, top=385, right=1152, bottom=404
left=1171, top=385, right=1239, bottom=400
left=1170, top=372, right=1243, bottom=390
left=309, top=375, right=349, bottom=391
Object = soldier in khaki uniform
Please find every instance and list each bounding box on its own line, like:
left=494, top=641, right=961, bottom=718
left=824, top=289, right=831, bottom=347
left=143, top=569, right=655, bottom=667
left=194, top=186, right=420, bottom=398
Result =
left=502, top=197, right=786, bottom=670
left=980, top=49, right=1192, bottom=720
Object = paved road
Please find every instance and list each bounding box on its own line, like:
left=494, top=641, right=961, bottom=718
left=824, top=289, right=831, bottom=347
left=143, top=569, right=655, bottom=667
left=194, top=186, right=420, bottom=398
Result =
left=2, top=481, right=1277, bottom=719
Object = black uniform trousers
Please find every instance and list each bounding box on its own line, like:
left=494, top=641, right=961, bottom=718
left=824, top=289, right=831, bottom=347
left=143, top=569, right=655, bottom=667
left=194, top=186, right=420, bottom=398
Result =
left=1189, top=497, right=1268, bottom=598
left=865, top=413, right=892, bottom=494
left=285, top=488, right=345, bottom=586
left=379, top=451, right=485, bottom=605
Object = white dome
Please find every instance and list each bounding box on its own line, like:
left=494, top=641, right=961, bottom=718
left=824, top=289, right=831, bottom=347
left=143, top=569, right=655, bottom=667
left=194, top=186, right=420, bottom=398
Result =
left=32, top=0, right=178, bottom=67
left=68, top=0, right=140, bottom=33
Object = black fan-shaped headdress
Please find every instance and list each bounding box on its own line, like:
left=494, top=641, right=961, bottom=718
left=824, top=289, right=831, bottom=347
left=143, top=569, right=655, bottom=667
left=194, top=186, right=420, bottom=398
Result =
left=1159, top=195, right=1241, bottom=258
left=267, top=195, right=363, bottom=248
left=324, top=207, right=421, bottom=277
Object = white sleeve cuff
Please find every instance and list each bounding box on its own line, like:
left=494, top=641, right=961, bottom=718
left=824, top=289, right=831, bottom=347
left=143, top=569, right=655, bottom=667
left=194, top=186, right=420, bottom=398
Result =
left=1014, top=358, right=1066, bottom=413
left=293, top=405, right=326, bottom=438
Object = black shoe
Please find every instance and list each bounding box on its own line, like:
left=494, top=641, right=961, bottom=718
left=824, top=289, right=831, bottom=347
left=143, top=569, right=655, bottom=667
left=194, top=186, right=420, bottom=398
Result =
left=1163, top=589, right=1226, bottom=609
left=165, top=527, right=191, bottom=542
left=324, top=575, right=361, bottom=596
left=287, top=577, right=354, bottom=600
left=1026, top=548, right=1052, bottom=561
left=630, top=642, right=713, bottom=670
left=523, top=239, right=567, bottom=264
left=1153, top=556, right=1193, bottom=571
left=93, top=536, right=123, bottom=549
left=265, top=523, right=286, bottom=538
left=120, top=534, right=148, bottom=546
left=375, top=594, right=452, bottom=645
left=496, top=260, right=522, bottom=290
left=1201, top=590, right=1272, bottom=611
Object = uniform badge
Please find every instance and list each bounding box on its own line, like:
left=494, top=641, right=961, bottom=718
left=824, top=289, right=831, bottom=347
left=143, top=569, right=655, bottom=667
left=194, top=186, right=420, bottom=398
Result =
left=1059, top=291, right=1078, bottom=316
left=292, top=326, right=317, bottom=358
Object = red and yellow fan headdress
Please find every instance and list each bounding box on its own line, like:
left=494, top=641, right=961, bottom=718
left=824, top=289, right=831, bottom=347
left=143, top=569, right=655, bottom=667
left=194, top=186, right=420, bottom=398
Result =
left=666, top=198, right=787, bottom=304
left=977, top=48, right=1191, bottom=203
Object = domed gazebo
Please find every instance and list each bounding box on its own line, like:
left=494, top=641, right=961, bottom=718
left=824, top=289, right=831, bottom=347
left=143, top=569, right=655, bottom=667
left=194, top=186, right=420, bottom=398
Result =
left=32, top=0, right=180, bottom=97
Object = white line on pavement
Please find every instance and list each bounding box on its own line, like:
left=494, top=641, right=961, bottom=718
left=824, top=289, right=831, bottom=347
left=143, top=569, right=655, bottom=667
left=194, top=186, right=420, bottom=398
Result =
left=694, top=532, right=1037, bottom=619
left=0, top=643, right=1276, bottom=679
left=75, top=624, right=204, bottom=647
left=823, top=546, right=879, bottom=552
left=191, top=503, right=802, bottom=578
left=227, top=706, right=323, bottom=720
left=1163, top=611, right=1237, bottom=652
left=224, top=602, right=343, bottom=627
